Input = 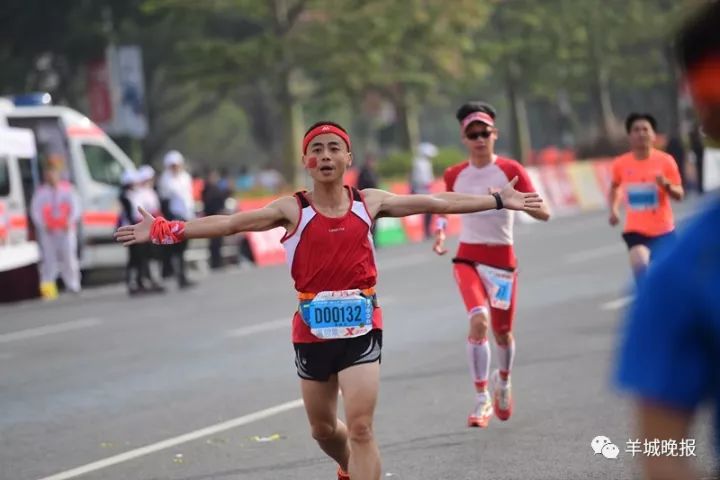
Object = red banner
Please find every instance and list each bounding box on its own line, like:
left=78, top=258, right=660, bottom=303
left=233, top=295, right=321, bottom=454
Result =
left=537, top=164, right=581, bottom=215
left=592, top=159, right=614, bottom=199
left=237, top=197, right=287, bottom=267
left=86, top=59, right=113, bottom=124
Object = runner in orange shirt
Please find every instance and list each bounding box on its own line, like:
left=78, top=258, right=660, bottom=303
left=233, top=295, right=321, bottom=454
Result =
left=608, top=113, right=684, bottom=282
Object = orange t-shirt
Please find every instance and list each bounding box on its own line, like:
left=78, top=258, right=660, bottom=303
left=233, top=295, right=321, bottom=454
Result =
left=611, top=149, right=681, bottom=236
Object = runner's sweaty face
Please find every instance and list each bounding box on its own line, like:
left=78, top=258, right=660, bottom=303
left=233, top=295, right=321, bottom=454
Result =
left=303, top=133, right=352, bottom=183
left=628, top=120, right=656, bottom=151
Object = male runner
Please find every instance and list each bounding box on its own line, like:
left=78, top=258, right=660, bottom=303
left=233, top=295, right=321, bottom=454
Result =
left=617, top=2, right=720, bottom=479
left=608, top=113, right=684, bottom=283
left=116, top=121, right=543, bottom=480
left=433, top=102, right=550, bottom=428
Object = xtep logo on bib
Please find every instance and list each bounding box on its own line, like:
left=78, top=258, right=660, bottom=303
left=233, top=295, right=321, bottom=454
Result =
left=328, top=227, right=345, bottom=233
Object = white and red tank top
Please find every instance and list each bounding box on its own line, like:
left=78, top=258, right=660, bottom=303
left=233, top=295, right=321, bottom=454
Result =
left=282, top=186, right=382, bottom=343
left=443, top=156, right=535, bottom=268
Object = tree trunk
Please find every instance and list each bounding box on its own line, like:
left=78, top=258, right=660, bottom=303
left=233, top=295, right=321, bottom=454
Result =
left=591, top=63, right=616, bottom=139
left=495, top=6, right=531, bottom=164
left=556, top=89, right=580, bottom=147
left=238, top=80, right=284, bottom=169
left=394, top=85, right=420, bottom=157
left=664, top=42, right=683, bottom=141
left=278, top=69, right=305, bottom=188
left=272, top=0, right=307, bottom=188
left=505, top=61, right=532, bottom=164
left=588, top=7, right=616, bottom=138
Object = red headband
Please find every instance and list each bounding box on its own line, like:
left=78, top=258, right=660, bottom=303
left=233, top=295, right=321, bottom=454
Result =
left=686, top=55, right=720, bottom=107
left=302, top=124, right=352, bottom=154
left=461, top=111, right=495, bottom=131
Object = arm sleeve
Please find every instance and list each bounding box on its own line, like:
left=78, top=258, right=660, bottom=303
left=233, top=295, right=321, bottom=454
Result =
left=512, top=163, right=535, bottom=193
left=443, top=168, right=454, bottom=192
left=496, top=158, right=535, bottom=192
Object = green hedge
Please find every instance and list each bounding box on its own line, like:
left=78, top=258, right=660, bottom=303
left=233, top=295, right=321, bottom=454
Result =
left=377, top=147, right=465, bottom=179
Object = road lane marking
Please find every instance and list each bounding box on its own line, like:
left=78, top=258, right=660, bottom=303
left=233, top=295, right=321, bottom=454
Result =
left=600, top=296, right=633, bottom=311
left=0, top=318, right=101, bottom=344
left=36, top=398, right=305, bottom=480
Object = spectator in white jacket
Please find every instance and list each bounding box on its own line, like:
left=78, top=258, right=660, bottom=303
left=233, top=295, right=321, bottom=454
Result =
left=157, top=151, right=196, bottom=288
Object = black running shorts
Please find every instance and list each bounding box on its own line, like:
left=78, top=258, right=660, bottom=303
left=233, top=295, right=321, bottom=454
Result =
left=622, top=231, right=676, bottom=256
left=293, top=329, right=383, bottom=381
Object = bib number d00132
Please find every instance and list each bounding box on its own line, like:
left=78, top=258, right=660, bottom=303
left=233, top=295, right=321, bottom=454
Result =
left=476, top=264, right=515, bottom=311
left=300, top=290, right=374, bottom=339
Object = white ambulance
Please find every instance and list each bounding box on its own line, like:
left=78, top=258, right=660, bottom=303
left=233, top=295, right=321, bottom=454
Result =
left=4, top=93, right=136, bottom=269
left=0, top=98, right=41, bottom=301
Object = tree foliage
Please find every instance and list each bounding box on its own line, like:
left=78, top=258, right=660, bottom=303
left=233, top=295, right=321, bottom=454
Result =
left=0, top=0, right=706, bottom=173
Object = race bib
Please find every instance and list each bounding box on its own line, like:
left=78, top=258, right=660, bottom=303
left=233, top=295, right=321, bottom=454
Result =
left=626, top=183, right=658, bottom=211
left=299, top=290, right=374, bottom=339
left=476, top=264, right=515, bottom=310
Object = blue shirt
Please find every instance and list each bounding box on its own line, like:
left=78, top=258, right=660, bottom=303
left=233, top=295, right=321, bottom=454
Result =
left=617, top=198, right=720, bottom=456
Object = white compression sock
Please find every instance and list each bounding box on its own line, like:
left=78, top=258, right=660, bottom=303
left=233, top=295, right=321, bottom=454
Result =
left=496, top=339, right=515, bottom=386
left=467, top=337, right=491, bottom=399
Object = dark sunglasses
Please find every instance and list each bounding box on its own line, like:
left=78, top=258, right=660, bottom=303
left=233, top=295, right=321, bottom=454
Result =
left=466, top=130, right=493, bottom=140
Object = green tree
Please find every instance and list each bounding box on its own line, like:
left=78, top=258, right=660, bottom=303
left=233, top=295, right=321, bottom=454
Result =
left=144, top=0, right=310, bottom=183
left=460, top=0, right=707, bottom=159
left=299, top=0, right=491, bottom=157
left=0, top=0, right=142, bottom=104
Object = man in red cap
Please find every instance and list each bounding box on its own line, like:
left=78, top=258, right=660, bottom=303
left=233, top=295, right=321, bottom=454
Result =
left=116, top=120, right=544, bottom=480
left=433, top=102, right=550, bottom=428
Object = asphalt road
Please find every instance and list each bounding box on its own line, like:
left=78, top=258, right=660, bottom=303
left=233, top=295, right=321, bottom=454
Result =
left=1, top=200, right=716, bottom=480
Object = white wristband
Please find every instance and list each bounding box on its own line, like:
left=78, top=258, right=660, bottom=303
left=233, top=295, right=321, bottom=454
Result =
left=435, top=217, right=448, bottom=232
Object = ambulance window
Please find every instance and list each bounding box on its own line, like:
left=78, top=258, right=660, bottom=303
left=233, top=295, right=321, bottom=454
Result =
left=82, top=144, right=124, bottom=186
left=0, top=158, right=10, bottom=196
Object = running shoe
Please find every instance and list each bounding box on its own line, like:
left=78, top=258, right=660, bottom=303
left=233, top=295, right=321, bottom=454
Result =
left=490, top=369, right=513, bottom=421
left=467, top=396, right=493, bottom=428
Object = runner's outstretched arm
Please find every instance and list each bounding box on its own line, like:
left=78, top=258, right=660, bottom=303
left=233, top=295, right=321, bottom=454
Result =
left=114, top=197, right=294, bottom=246
left=366, top=177, right=542, bottom=218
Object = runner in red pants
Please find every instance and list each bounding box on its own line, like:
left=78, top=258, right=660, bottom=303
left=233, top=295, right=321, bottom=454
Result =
left=433, top=102, right=551, bottom=428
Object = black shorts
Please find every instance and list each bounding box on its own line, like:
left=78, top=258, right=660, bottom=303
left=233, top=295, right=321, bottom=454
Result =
left=294, top=329, right=383, bottom=381
left=622, top=231, right=676, bottom=255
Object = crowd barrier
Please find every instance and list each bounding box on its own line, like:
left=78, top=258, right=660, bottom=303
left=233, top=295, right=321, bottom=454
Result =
left=238, top=159, right=615, bottom=266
